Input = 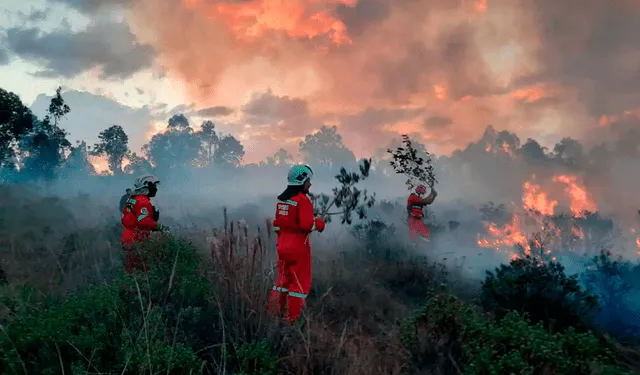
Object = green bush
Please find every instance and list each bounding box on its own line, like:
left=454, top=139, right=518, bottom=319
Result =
left=481, top=255, right=599, bottom=333
left=0, top=235, right=252, bottom=374
left=402, top=293, right=631, bottom=375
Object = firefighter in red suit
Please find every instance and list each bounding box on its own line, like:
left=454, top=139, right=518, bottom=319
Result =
left=407, top=184, right=438, bottom=242
left=121, top=175, right=167, bottom=273
left=268, top=164, right=326, bottom=323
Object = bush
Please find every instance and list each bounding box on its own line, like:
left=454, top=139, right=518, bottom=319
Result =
left=582, top=250, right=640, bottom=343
left=402, top=293, right=632, bottom=375
left=481, top=254, right=599, bottom=333
left=0, top=236, right=211, bottom=374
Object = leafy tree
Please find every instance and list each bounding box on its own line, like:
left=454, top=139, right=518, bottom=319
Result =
left=299, top=125, right=356, bottom=168
left=481, top=255, right=600, bottom=333
left=262, top=148, right=293, bottom=167
left=198, top=120, right=219, bottom=166
left=551, top=137, right=586, bottom=170
left=124, top=152, right=153, bottom=175
left=63, top=140, right=95, bottom=176
left=21, top=87, right=71, bottom=180
left=91, top=125, right=129, bottom=174
left=0, top=88, right=36, bottom=169
left=167, top=113, right=190, bottom=129
left=143, top=114, right=201, bottom=171
left=213, top=134, right=245, bottom=167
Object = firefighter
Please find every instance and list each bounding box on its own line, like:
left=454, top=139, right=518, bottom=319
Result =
left=407, top=184, right=438, bottom=242
left=268, top=164, right=326, bottom=323
left=120, top=175, right=167, bottom=273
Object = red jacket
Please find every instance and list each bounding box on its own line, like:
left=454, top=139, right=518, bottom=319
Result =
left=408, top=193, right=425, bottom=219
left=121, top=194, right=158, bottom=246
left=272, top=192, right=325, bottom=251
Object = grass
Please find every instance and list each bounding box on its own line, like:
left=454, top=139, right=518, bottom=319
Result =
left=0, top=189, right=639, bottom=374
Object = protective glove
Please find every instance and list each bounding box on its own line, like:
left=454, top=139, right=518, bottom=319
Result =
left=314, top=217, right=326, bottom=233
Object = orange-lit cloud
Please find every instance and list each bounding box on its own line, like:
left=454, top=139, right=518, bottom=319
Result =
left=118, top=0, right=640, bottom=162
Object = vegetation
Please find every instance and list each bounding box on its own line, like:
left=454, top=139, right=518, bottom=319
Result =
left=0, top=188, right=639, bottom=374
left=2, top=86, right=640, bottom=373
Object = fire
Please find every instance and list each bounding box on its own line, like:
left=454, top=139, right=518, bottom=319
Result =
left=552, top=175, right=596, bottom=217
left=522, top=179, right=558, bottom=215
left=187, top=0, right=354, bottom=45
left=433, top=84, right=447, bottom=100
left=512, top=86, right=546, bottom=103
left=484, top=141, right=516, bottom=157
left=477, top=215, right=529, bottom=257
left=475, top=0, right=487, bottom=12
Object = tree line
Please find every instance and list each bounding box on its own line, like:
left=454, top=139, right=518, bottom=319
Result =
left=0, top=87, right=363, bottom=181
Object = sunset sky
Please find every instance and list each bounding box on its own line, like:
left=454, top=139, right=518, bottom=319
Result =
left=1, top=0, right=639, bottom=164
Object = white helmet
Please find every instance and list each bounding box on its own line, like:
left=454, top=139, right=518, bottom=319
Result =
left=134, top=174, right=160, bottom=191
left=287, top=164, right=313, bottom=186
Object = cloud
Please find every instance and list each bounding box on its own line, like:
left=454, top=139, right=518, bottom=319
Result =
left=190, top=106, right=234, bottom=117
left=48, top=0, right=132, bottom=13
left=30, top=90, right=160, bottom=153
left=29, top=0, right=640, bottom=160
left=424, top=116, right=453, bottom=129
left=5, top=20, right=155, bottom=79
left=0, top=48, right=8, bottom=65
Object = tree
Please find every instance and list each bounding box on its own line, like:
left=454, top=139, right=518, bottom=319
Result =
left=143, top=114, right=201, bottom=171
left=63, top=141, right=95, bottom=176
left=21, top=87, right=71, bottom=180
left=198, top=120, right=219, bottom=166
left=263, top=148, right=293, bottom=166
left=551, top=137, right=585, bottom=170
left=167, top=114, right=190, bottom=129
left=124, top=152, right=153, bottom=175
left=298, top=125, right=356, bottom=168
left=0, top=88, right=36, bottom=169
left=91, top=125, right=129, bottom=174
left=213, top=134, right=245, bottom=167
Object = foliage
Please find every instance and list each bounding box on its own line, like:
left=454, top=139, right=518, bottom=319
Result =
left=91, top=125, right=130, bottom=174
left=213, top=134, right=245, bottom=168
left=481, top=254, right=600, bottom=333
left=20, top=87, right=72, bottom=180
left=311, top=158, right=376, bottom=224
left=403, top=293, right=631, bottom=375
left=387, top=134, right=437, bottom=189
left=582, top=251, right=640, bottom=343
left=299, top=125, right=357, bottom=167
left=0, top=88, right=36, bottom=168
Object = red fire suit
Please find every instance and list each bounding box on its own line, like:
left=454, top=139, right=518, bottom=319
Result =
left=268, top=192, right=325, bottom=322
left=407, top=193, right=430, bottom=240
left=121, top=194, right=158, bottom=273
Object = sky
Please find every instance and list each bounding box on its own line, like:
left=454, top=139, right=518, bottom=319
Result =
left=1, top=0, right=639, bottom=164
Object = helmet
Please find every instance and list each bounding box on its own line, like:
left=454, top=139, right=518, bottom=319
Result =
left=415, top=184, right=427, bottom=195
left=134, top=174, right=160, bottom=190
left=287, top=164, right=313, bottom=186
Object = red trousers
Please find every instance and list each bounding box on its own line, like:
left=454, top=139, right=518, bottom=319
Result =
left=268, top=244, right=312, bottom=322
left=408, top=217, right=430, bottom=240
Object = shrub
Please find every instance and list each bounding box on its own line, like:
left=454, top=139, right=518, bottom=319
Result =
left=481, top=254, right=599, bottom=333
left=402, top=293, right=632, bottom=375
left=582, top=250, right=640, bottom=343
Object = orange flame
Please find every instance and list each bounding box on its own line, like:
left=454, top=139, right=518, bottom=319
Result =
left=552, top=175, right=596, bottom=217
left=523, top=180, right=558, bottom=216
